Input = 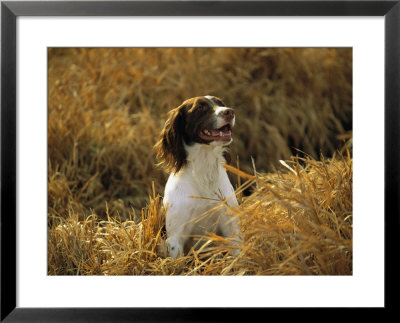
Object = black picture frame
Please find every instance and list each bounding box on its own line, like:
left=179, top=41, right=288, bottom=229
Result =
left=1, top=0, right=398, bottom=321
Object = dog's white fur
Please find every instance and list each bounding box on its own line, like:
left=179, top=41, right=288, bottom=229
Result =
left=164, top=143, right=240, bottom=258
left=160, top=97, right=241, bottom=258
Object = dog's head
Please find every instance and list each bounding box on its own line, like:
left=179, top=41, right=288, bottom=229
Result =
left=154, top=95, right=235, bottom=173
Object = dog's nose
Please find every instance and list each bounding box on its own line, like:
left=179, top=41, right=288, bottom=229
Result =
left=220, top=108, right=235, bottom=120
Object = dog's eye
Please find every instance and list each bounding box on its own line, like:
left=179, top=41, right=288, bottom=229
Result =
left=192, top=105, right=203, bottom=112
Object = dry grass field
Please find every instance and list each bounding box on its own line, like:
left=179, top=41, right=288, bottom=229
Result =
left=48, top=48, right=352, bottom=275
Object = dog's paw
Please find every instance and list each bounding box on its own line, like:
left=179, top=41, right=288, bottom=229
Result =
left=166, top=237, right=183, bottom=259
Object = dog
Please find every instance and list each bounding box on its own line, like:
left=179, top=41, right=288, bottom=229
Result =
left=154, top=95, right=241, bottom=258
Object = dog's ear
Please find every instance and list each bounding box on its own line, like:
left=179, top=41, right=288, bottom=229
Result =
left=154, top=104, right=187, bottom=173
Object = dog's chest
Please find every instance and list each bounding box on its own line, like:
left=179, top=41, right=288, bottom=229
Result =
left=164, top=144, right=237, bottom=208
left=170, top=166, right=233, bottom=204
left=190, top=157, right=220, bottom=193
left=185, top=146, right=227, bottom=194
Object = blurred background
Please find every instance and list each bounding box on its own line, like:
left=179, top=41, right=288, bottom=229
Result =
left=48, top=48, right=352, bottom=222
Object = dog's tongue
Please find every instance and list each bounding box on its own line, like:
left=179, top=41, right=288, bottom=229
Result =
left=210, top=129, right=232, bottom=141
left=210, top=128, right=230, bottom=137
left=212, top=124, right=231, bottom=136
left=199, top=124, right=232, bottom=142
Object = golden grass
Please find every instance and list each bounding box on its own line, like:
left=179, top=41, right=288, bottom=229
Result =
left=48, top=48, right=352, bottom=275
left=48, top=152, right=352, bottom=275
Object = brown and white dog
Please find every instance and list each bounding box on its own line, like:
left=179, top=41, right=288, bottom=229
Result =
left=154, top=96, right=241, bottom=258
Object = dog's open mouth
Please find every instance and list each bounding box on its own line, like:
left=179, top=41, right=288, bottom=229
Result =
left=199, top=123, right=232, bottom=142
